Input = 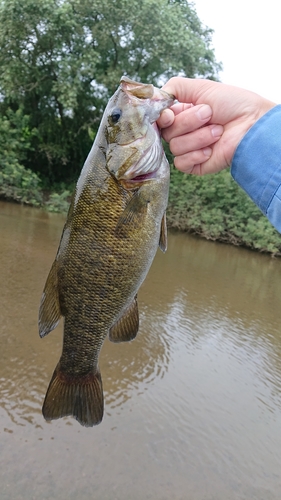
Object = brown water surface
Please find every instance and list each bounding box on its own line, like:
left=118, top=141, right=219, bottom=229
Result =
left=1, top=200, right=281, bottom=499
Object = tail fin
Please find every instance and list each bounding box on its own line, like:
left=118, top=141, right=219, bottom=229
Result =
left=42, top=364, right=104, bottom=427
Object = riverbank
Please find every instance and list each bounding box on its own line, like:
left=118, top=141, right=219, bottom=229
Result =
left=167, top=168, right=281, bottom=256
left=1, top=166, right=281, bottom=256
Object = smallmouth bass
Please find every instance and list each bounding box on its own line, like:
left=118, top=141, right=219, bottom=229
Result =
left=39, top=76, right=174, bottom=427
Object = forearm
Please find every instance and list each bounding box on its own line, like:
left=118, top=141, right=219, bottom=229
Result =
left=231, top=105, right=281, bottom=232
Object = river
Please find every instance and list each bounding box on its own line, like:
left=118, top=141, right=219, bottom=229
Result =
left=0, top=200, right=281, bottom=500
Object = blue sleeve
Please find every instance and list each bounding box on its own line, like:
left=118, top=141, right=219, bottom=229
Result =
left=231, top=105, right=281, bottom=232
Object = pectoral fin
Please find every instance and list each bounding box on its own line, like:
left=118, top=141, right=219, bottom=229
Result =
left=109, top=296, right=139, bottom=343
left=115, top=191, right=148, bottom=237
left=159, top=212, right=168, bottom=252
left=39, top=260, right=61, bottom=338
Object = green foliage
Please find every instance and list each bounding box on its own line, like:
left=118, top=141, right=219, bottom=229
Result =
left=0, top=0, right=220, bottom=185
left=3, top=0, right=276, bottom=256
left=0, top=109, right=43, bottom=205
left=0, top=162, right=43, bottom=205
left=168, top=168, right=281, bottom=255
left=45, top=189, right=71, bottom=213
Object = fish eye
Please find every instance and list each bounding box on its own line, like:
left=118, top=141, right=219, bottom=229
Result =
left=110, top=108, right=122, bottom=124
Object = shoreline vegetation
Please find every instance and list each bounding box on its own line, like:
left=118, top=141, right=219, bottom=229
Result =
left=168, top=168, right=281, bottom=257
left=1, top=1, right=280, bottom=256
left=1, top=164, right=281, bottom=257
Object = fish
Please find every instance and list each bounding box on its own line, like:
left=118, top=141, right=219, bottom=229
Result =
left=38, top=76, right=174, bottom=427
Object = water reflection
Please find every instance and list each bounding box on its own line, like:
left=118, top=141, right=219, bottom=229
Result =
left=1, top=201, right=281, bottom=499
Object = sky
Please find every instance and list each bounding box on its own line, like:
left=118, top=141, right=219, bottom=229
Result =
left=193, top=0, right=281, bottom=103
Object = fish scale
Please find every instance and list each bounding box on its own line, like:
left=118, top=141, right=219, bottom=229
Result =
left=39, top=76, right=174, bottom=427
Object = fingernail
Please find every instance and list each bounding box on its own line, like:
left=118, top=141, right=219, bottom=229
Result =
left=211, top=124, right=223, bottom=137
left=196, top=104, right=212, bottom=121
left=203, top=147, right=212, bottom=157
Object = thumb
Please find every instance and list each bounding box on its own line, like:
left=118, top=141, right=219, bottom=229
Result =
left=162, top=77, right=217, bottom=106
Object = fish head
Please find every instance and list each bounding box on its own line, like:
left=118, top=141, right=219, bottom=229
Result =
left=104, top=76, right=174, bottom=189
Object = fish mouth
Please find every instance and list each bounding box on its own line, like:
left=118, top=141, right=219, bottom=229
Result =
left=120, top=76, right=175, bottom=113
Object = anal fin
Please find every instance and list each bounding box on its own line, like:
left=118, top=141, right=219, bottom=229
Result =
left=109, top=296, right=139, bottom=343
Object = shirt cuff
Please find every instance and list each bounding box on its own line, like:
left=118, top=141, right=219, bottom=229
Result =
left=231, top=105, right=281, bottom=231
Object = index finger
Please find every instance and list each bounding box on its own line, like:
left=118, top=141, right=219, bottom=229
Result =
left=171, top=102, right=193, bottom=116
left=157, top=103, right=193, bottom=129
left=161, top=104, right=213, bottom=143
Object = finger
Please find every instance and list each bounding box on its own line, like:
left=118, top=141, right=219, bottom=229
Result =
left=174, top=148, right=213, bottom=173
left=162, top=104, right=212, bottom=143
left=169, top=124, right=223, bottom=156
left=157, top=108, right=175, bottom=129
left=170, top=102, right=193, bottom=116
left=189, top=159, right=226, bottom=176
left=157, top=103, right=193, bottom=129
left=175, top=140, right=229, bottom=176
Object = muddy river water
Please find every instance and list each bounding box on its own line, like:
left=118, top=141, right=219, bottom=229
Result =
left=1, top=200, right=281, bottom=500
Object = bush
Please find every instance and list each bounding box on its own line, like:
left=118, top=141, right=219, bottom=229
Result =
left=167, top=168, right=281, bottom=255
left=0, top=163, right=43, bottom=206
left=0, top=109, right=43, bottom=205
left=45, top=190, right=71, bottom=213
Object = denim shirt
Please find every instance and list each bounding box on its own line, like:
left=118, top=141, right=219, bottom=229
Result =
left=231, top=105, right=281, bottom=232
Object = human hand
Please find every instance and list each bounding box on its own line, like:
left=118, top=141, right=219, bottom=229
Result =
left=158, top=77, right=276, bottom=175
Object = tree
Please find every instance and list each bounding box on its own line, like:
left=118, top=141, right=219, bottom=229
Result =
left=0, top=0, right=220, bottom=185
